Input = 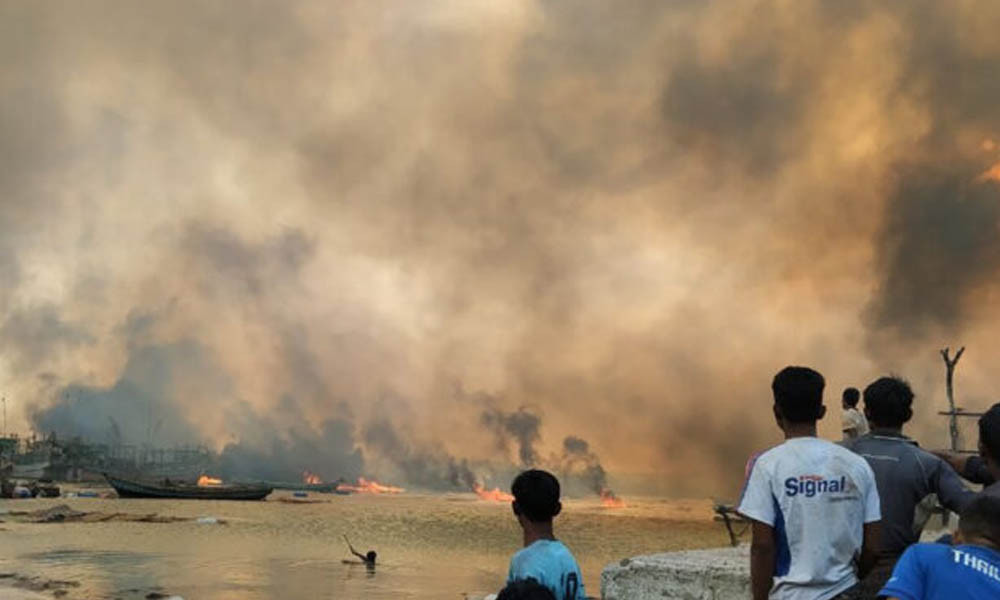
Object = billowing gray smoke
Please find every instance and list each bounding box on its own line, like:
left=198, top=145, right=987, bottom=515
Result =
left=561, top=435, right=618, bottom=501
left=30, top=335, right=365, bottom=482
left=868, top=167, right=1000, bottom=343
left=481, top=406, right=541, bottom=467
left=30, top=342, right=218, bottom=448
left=363, top=418, right=478, bottom=490
left=217, top=418, right=363, bottom=483
left=8, top=1, right=1000, bottom=498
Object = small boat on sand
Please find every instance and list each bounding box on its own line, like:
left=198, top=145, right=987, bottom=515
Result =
left=267, top=481, right=340, bottom=494
left=103, top=473, right=272, bottom=501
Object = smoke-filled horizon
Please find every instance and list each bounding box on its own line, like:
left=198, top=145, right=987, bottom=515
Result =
left=3, top=0, right=1000, bottom=497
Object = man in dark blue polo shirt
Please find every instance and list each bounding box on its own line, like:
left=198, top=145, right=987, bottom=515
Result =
left=934, top=403, right=1000, bottom=499
left=842, top=377, right=975, bottom=597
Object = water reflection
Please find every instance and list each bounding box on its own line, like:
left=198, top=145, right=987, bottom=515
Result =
left=0, top=494, right=727, bottom=599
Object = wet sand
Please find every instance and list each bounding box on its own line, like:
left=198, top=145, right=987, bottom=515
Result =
left=0, top=492, right=729, bottom=599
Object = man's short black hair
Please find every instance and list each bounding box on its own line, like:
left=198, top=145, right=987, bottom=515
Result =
left=511, top=469, right=561, bottom=523
left=366, top=550, right=377, bottom=562
left=772, top=366, right=825, bottom=423
left=979, top=403, right=1000, bottom=462
left=863, top=377, right=914, bottom=428
left=958, top=495, right=1000, bottom=547
left=842, top=387, right=860, bottom=408
left=497, top=578, right=556, bottom=600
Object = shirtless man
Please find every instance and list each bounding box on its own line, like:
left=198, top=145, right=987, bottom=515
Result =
left=343, top=535, right=377, bottom=568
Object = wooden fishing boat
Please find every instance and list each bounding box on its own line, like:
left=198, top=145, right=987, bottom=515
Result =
left=267, top=481, right=340, bottom=494
left=103, top=473, right=272, bottom=501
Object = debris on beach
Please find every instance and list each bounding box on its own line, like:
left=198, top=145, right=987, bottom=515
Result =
left=63, top=491, right=107, bottom=498
left=0, top=572, right=81, bottom=596
left=195, top=516, right=223, bottom=525
left=1, top=479, right=61, bottom=499
left=4, top=504, right=226, bottom=525
left=275, top=496, right=331, bottom=504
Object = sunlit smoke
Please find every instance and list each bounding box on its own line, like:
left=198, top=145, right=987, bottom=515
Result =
left=4, top=1, right=1000, bottom=499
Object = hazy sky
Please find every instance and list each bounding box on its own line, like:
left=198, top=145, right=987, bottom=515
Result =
left=2, top=0, right=1000, bottom=496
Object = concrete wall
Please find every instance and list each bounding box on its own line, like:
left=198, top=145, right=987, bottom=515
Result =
left=601, top=546, right=750, bottom=600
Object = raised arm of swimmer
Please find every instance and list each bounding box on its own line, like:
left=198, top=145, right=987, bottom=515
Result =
left=343, top=535, right=377, bottom=565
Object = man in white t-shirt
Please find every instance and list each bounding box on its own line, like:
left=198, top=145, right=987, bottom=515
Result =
left=841, top=387, right=869, bottom=441
left=738, top=366, right=882, bottom=600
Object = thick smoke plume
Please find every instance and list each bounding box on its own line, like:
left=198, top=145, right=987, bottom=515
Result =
left=363, top=418, right=478, bottom=491
left=5, top=1, right=1000, bottom=496
left=561, top=436, right=618, bottom=501
left=481, top=406, right=542, bottom=467
left=217, top=418, right=363, bottom=483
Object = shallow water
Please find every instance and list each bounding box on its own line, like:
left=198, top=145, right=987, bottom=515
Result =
left=0, top=492, right=728, bottom=599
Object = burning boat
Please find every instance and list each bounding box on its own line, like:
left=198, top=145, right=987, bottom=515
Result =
left=103, top=473, right=273, bottom=500
left=335, top=476, right=405, bottom=494
left=265, top=472, right=343, bottom=494
left=473, top=483, right=514, bottom=502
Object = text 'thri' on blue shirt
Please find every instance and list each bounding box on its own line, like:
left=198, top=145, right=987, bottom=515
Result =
left=879, top=543, right=1000, bottom=600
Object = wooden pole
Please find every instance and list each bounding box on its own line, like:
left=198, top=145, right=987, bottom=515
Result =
left=940, top=346, right=966, bottom=452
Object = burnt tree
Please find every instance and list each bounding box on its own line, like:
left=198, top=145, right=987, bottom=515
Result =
left=940, top=346, right=965, bottom=451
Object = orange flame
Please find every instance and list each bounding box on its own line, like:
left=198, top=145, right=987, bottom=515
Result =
left=473, top=483, right=514, bottom=502
left=978, top=161, right=1000, bottom=183
left=197, top=475, right=223, bottom=487
left=303, top=470, right=322, bottom=485
left=335, top=476, right=405, bottom=494
left=600, top=488, right=626, bottom=508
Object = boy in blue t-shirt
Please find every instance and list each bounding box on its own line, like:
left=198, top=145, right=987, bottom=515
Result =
left=504, top=469, right=586, bottom=600
left=879, top=495, right=1000, bottom=600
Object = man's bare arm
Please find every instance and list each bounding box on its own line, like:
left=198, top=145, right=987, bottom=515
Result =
left=349, top=546, right=367, bottom=561
left=343, top=535, right=367, bottom=562
left=858, top=521, right=882, bottom=578
left=749, top=520, right=776, bottom=600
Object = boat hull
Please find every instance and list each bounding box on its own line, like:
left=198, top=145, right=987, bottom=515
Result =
left=268, top=482, right=340, bottom=493
left=12, top=460, right=50, bottom=479
left=104, top=474, right=272, bottom=501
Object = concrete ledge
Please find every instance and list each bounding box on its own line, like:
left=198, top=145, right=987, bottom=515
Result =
left=601, top=545, right=750, bottom=600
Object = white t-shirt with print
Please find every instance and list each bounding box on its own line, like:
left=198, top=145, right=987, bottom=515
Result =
left=737, top=437, right=881, bottom=600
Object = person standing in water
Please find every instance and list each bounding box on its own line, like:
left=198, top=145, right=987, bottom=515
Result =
left=343, top=535, right=377, bottom=569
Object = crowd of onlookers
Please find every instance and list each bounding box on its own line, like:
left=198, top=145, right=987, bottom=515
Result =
left=492, top=366, right=1000, bottom=600
left=738, top=367, right=1000, bottom=600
